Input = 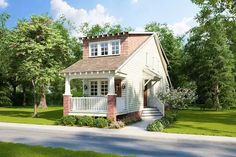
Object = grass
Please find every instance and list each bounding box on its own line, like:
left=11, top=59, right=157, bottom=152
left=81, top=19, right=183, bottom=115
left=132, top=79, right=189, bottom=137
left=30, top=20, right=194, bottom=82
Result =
left=0, top=106, right=63, bottom=125
left=164, top=108, right=236, bottom=137
left=0, top=142, right=127, bottom=157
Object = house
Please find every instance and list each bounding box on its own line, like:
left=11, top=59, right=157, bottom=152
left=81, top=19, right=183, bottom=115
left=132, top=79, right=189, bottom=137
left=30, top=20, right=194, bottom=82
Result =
left=61, top=32, right=171, bottom=121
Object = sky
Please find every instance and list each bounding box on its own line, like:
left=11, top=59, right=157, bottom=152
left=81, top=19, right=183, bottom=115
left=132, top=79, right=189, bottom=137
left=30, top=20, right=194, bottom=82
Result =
left=0, top=0, right=200, bottom=37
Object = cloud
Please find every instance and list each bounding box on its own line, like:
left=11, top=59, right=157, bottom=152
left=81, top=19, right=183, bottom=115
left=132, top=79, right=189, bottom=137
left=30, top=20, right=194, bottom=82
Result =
left=168, top=17, right=196, bottom=36
left=131, top=0, right=139, bottom=4
left=50, top=0, right=117, bottom=37
left=0, top=0, right=8, bottom=8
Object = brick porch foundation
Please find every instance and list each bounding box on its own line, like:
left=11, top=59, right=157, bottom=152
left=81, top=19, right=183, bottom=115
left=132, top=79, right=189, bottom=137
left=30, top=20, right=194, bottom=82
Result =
left=63, top=95, right=71, bottom=116
left=117, top=111, right=142, bottom=122
left=107, top=95, right=117, bottom=121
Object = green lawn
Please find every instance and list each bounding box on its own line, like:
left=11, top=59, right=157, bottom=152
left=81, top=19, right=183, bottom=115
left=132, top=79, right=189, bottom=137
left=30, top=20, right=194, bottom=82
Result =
left=164, top=108, right=236, bottom=137
left=0, top=142, right=126, bottom=157
left=0, top=106, right=63, bottom=125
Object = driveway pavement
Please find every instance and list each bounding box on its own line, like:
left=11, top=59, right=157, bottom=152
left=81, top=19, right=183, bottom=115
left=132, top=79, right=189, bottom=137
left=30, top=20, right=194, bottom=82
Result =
left=0, top=122, right=236, bottom=157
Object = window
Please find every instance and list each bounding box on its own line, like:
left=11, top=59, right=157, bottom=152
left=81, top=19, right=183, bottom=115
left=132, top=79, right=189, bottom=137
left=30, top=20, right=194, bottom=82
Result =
left=89, top=40, right=120, bottom=57
left=90, top=43, right=98, bottom=56
left=101, top=42, right=108, bottom=55
left=90, top=81, right=98, bottom=96
left=112, top=41, right=119, bottom=55
left=101, top=81, right=108, bottom=95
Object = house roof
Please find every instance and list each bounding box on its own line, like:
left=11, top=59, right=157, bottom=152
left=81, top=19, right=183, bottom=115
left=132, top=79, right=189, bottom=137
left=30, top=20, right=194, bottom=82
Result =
left=62, top=56, right=129, bottom=73
left=79, top=32, right=154, bottom=40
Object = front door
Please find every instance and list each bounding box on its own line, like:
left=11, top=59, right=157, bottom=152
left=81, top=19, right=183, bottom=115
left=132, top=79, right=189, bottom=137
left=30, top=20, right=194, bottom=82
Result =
left=144, top=83, right=148, bottom=108
left=115, top=79, right=121, bottom=97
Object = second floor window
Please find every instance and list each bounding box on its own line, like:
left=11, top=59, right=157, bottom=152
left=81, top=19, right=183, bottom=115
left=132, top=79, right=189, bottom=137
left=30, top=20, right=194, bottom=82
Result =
left=101, top=42, right=108, bottom=55
left=112, top=41, right=119, bottom=55
left=89, top=40, right=120, bottom=57
left=90, top=43, right=98, bottom=56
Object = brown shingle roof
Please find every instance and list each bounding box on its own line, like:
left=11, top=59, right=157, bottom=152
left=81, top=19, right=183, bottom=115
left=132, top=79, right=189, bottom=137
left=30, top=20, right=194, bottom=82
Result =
left=62, top=56, right=128, bottom=73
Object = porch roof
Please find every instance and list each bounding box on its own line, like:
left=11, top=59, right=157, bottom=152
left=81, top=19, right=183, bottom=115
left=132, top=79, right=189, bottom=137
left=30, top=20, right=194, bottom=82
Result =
left=62, top=56, right=128, bottom=73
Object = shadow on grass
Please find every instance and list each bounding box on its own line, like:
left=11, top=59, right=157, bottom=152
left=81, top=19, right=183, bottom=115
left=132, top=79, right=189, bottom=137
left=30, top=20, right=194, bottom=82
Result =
left=0, top=109, right=63, bottom=121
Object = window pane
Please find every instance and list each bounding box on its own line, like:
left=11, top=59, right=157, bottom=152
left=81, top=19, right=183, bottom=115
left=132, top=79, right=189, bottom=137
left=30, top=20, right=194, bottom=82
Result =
left=112, top=41, right=119, bottom=54
left=90, top=81, right=98, bottom=96
left=101, top=42, right=108, bottom=55
left=101, top=81, right=108, bottom=95
left=90, top=44, right=98, bottom=56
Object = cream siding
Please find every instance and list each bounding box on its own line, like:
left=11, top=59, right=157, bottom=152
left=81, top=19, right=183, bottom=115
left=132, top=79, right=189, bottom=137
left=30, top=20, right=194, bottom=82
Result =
left=118, top=35, right=169, bottom=113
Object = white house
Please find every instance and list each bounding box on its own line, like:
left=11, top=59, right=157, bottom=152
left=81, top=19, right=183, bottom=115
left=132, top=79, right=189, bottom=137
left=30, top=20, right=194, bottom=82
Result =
left=62, top=32, right=171, bottom=121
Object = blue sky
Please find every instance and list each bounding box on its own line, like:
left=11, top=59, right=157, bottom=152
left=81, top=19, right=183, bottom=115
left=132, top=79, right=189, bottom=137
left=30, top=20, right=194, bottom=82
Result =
left=0, top=0, right=199, bottom=36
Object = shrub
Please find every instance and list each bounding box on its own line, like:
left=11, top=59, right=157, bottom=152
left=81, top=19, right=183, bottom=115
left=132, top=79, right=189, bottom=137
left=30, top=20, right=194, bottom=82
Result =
left=159, top=118, right=170, bottom=128
left=159, top=88, right=197, bottom=112
left=146, top=120, right=164, bottom=132
left=94, top=118, right=109, bottom=128
left=56, top=116, right=77, bottom=126
left=77, top=116, right=94, bottom=127
left=109, top=121, right=125, bottom=129
left=165, top=114, right=177, bottom=123
left=146, top=113, right=177, bottom=132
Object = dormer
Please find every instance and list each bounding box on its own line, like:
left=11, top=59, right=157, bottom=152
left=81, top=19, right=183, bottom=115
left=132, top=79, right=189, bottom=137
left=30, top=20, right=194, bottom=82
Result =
left=81, top=32, right=153, bottom=59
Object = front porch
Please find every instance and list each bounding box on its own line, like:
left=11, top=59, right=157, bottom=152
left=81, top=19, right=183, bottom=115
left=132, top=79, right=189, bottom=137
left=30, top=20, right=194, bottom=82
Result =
left=69, top=96, right=126, bottom=117
left=62, top=70, right=127, bottom=120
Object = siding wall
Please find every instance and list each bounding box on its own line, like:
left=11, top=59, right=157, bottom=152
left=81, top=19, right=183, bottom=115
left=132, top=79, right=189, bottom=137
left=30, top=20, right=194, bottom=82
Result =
left=119, top=36, right=169, bottom=113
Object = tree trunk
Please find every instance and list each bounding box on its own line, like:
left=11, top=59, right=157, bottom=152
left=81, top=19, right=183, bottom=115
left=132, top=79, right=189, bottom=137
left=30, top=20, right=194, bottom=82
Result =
left=22, top=86, right=26, bottom=106
left=213, top=84, right=220, bottom=111
left=39, top=85, right=47, bottom=109
left=39, top=92, right=47, bottom=109
left=12, top=84, right=17, bottom=106
left=32, top=80, right=38, bottom=117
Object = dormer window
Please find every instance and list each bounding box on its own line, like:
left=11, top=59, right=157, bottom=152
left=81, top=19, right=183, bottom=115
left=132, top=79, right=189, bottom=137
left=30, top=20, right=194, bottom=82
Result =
left=89, top=40, right=120, bottom=57
left=101, top=42, right=108, bottom=56
left=90, top=43, right=98, bottom=56
left=112, top=41, right=119, bottom=55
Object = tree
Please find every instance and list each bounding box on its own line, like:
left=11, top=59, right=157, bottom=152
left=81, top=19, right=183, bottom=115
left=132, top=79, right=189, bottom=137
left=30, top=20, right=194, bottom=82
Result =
left=188, top=0, right=236, bottom=109
left=10, top=15, right=71, bottom=116
left=0, top=13, right=11, bottom=106
left=185, top=17, right=235, bottom=109
left=145, top=22, right=186, bottom=88
left=79, top=23, right=133, bottom=37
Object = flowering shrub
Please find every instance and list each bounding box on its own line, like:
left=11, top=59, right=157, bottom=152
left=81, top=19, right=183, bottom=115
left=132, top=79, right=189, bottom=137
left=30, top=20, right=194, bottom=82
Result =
left=159, top=88, right=197, bottom=112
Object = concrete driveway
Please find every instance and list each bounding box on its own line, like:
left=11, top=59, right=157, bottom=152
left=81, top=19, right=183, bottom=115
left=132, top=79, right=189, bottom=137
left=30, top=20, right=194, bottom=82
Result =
left=0, top=122, right=236, bottom=157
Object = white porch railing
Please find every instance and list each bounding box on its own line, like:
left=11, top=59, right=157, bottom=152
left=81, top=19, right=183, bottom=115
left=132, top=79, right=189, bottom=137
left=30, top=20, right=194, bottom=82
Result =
left=71, top=97, right=107, bottom=113
left=116, top=97, right=126, bottom=114
left=156, top=98, right=165, bottom=116
left=149, top=97, right=165, bottom=116
left=70, top=96, right=126, bottom=116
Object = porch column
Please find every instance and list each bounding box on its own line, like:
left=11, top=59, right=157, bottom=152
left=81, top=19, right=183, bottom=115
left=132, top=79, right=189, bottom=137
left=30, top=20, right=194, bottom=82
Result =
left=63, top=75, right=71, bottom=116
left=107, top=76, right=116, bottom=121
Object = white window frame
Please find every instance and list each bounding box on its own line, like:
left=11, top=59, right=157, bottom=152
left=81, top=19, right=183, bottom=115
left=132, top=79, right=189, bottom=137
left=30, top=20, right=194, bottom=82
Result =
left=89, top=79, right=109, bottom=96
left=90, top=81, right=98, bottom=96
left=89, top=39, right=120, bottom=57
